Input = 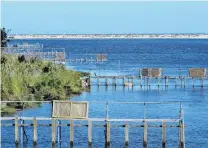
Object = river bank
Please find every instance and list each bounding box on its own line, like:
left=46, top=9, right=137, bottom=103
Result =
left=1, top=53, right=88, bottom=115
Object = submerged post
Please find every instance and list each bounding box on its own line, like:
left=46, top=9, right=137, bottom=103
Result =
left=179, top=121, right=185, bottom=148
left=15, top=116, right=18, bottom=145
left=184, top=76, right=186, bottom=88
left=175, top=76, right=177, bottom=87
left=125, top=123, right=129, bottom=146
left=201, top=78, right=204, bottom=87
left=123, top=77, right=125, bottom=87
left=106, top=122, right=110, bottom=146
left=143, top=122, right=147, bottom=148
left=97, top=77, right=100, bottom=86
left=162, top=122, right=166, bottom=148
left=20, top=118, right=23, bottom=144
left=51, top=118, right=56, bottom=145
left=33, top=118, right=37, bottom=145
left=88, top=120, right=92, bottom=146
left=70, top=120, right=74, bottom=146
left=105, top=78, right=108, bottom=86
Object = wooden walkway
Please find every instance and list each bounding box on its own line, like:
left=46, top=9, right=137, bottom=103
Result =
left=1, top=101, right=185, bottom=148
left=85, top=75, right=208, bottom=87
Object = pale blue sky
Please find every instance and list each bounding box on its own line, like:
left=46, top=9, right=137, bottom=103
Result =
left=1, top=1, right=208, bottom=34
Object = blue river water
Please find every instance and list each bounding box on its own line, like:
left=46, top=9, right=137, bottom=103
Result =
left=1, top=39, right=208, bottom=148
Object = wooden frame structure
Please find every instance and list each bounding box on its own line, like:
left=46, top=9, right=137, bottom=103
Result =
left=1, top=101, right=185, bottom=148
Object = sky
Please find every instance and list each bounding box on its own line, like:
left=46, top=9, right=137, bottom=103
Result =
left=1, top=1, right=208, bottom=34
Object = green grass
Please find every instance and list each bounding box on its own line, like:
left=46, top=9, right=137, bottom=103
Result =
left=1, top=53, right=87, bottom=115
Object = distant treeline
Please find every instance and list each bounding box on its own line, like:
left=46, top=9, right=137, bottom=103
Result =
left=1, top=53, right=87, bottom=115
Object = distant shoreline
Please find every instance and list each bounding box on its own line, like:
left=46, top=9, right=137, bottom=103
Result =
left=8, top=34, right=208, bottom=39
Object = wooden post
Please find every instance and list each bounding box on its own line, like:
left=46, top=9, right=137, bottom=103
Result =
left=15, top=116, right=18, bottom=145
left=33, top=118, right=37, bottom=145
left=165, top=76, right=168, bottom=88
left=57, top=120, right=61, bottom=143
left=88, top=76, right=91, bottom=86
left=143, top=122, right=147, bottom=148
left=179, top=121, right=185, bottom=148
left=180, top=76, right=182, bottom=88
left=175, top=76, right=177, bottom=87
left=201, top=78, right=204, bottom=87
left=106, top=122, right=110, bottom=146
left=106, top=78, right=108, bottom=86
left=132, top=77, right=134, bottom=86
left=125, top=123, right=129, bottom=146
left=140, top=76, right=143, bottom=88
left=162, top=122, right=166, bottom=148
left=157, top=77, right=160, bottom=88
left=184, top=76, right=186, bottom=88
left=51, top=118, right=56, bottom=145
left=20, top=119, right=23, bottom=144
left=88, top=120, right=92, bottom=146
left=70, top=120, right=74, bottom=146
left=97, top=77, right=100, bottom=86
left=123, top=77, right=125, bottom=87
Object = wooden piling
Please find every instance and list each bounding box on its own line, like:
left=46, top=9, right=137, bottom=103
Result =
left=15, top=116, right=18, bottom=145
left=143, top=122, right=147, bottom=148
left=157, top=77, right=160, bottom=88
left=123, top=77, right=125, bottom=87
left=51, top=118, right=56, bottom=145
left=132, top=77, right=134, bottom=86
left=114, top=77, right=117, bottom=86
left=179, top=121, right=184, bottom=148
left=201, top=78, right=204, bottom=87
left=57, top=120, right=61, bottom=143
left=180, top=76, right=182, bottom=87
left=20, top=119, right=23, bottom=144
left=184, top=76, right=186, bottom=88
left=88, top=120, right=92, bottom=146
left=175, top=77, right=177, bottom=87
left=106, top=122, right=110, bottom=146
left=97, top=77, right=100, bottom=86
left=105, top=78, right=108, bottom=86
left=70, top=120, right=74, bottom=146
left=125, top=123, right=129, bottom=146
left=33, top=118, right=37, bottom=145
left=162, top=122, right=166, bottom=148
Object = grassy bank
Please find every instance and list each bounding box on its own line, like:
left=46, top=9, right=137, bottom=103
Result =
left=1, top=53, right=87, bottom=115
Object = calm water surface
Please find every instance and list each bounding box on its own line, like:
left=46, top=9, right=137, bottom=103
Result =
left=1, top=39, right=208, bottom=148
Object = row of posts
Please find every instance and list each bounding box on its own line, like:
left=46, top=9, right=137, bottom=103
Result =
left=87, top=76, right=205, bottom=87
left=14, top=117, right=184, bottom=148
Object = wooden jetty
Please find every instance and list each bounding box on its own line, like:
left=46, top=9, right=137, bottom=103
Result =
left=66, top=53, right=108, bottom=63
left=84, top=68, right=207, bottom=88
left=0, top=101, right=185, bottom=148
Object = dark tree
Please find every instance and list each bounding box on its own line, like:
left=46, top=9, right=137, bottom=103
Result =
left=1, top=28, right=10, bottom=47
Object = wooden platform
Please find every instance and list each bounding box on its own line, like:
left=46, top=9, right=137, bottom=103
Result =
left=0, top=101, right=185, bottom=148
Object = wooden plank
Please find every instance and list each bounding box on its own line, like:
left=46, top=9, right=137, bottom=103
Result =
left=33, top=118, right=37, bottom=145
left=143, top=122, right=147, bottom=148
left=51, top=118, right=56, bottom=144
left=70, top=120, right=74, bottom=145
left=88, top=120, right=92, bottom=145
left=15, top=116, right=18, bottom=145
left=162, top=122, right=166, bottom=148
left=125, top=123, right=129, bottom=146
